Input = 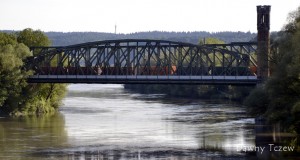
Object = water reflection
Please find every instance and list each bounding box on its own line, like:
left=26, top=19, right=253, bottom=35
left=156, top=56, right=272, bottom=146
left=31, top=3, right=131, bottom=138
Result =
left=55, top=84, right=256, bottom=159
left=0, top=113, right=67, bottom=160
left=254, top=118, right=298, bottom=159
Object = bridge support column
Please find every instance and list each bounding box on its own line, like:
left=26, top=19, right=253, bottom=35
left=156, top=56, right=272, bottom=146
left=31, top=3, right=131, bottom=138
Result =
left=257, top=5, right=271, bottom=81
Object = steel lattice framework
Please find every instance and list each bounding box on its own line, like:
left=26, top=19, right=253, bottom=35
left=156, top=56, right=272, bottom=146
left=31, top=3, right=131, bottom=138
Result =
left=26, top=39, right=258, bottom=85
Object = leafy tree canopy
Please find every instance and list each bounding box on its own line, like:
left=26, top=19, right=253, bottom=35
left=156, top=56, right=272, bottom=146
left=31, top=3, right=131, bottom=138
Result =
left=0, top=29, right=66, bottom=115
left=16, top=28, right=51, bottom=47
left=0, top=32, right=17, bottom=46
left=0, top=33, right=32, bottom=110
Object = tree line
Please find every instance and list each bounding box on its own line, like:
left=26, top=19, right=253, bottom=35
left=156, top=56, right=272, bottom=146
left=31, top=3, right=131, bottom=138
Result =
left=1, top=30, right=256, bottom=46
left=47, top=31, right=256, bottom=46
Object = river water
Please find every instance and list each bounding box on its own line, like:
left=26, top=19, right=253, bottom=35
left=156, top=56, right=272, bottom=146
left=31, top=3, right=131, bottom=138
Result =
left=0, top=84, right=259, bottom=159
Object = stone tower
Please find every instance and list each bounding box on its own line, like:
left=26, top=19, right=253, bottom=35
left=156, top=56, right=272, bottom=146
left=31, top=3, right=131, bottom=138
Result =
left=257, top=5, right=271, bottom=80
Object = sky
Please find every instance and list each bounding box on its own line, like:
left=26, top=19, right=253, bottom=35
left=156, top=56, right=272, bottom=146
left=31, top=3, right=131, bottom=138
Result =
left=0, top=0, right=299, bottom=33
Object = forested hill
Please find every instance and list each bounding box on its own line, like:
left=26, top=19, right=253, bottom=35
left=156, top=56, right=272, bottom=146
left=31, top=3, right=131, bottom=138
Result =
left=0, top=30, right=256, bottom=46
left=46, top=31, right=256, bottom=46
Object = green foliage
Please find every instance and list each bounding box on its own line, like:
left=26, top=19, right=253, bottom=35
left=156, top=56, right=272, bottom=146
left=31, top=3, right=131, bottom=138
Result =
left=284, top=6, right=300, bottom=34
left=263, top=7, right=300, bottom=123
left=16, top=28, right=51, bottom=47
left=0, top=29, right=67, bottom=116
left=0, top=33, right=32, bottom=112
left=0, top=32, right=17, bottom=46
left=35, top=83, right=67, bottom=109
left=15, top=29, right=67, bottom=115
left=242, top=87, right=268, bottom=115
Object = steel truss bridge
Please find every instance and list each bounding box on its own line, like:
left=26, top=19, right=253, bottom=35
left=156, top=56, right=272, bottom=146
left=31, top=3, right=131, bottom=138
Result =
left=27, top=39, right=258, bottom=85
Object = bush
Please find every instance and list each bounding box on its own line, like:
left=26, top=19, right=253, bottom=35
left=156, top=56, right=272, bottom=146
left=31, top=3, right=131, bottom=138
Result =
left=243, top=86, right=269, bottom=116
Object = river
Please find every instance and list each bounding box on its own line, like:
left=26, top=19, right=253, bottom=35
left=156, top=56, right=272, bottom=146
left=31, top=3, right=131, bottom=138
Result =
left=0, top=84, right=270, bottom=159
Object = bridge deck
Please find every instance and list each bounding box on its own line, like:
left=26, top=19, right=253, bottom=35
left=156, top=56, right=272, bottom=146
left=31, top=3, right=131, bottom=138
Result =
left=28, top=75, right=258, bottom=85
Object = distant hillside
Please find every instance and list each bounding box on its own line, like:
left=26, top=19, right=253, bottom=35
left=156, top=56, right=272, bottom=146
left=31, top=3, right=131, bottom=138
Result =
left=46, top=31, right=256, bottom=46
left=1, top=30, right=256, bottom=46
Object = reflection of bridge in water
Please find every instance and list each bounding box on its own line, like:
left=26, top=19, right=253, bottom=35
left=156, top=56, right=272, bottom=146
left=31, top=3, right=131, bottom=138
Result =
left=27, top=39, right=258, bottom=85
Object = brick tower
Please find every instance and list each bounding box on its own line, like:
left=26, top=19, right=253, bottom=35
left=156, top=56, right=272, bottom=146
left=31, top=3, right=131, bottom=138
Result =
left=257, top=5, right=271, bottom=80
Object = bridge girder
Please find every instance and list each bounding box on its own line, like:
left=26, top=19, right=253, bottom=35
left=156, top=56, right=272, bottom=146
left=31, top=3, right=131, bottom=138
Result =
left=26, top=39, right=258, bottom=84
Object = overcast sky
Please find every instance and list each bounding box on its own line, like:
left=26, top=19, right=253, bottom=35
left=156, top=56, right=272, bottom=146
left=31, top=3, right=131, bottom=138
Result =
left=0, top=0, right=299, bottom=33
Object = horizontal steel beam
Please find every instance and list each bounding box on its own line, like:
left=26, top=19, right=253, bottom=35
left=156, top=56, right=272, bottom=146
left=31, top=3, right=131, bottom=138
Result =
left=28, top=75, right=258, bottom=85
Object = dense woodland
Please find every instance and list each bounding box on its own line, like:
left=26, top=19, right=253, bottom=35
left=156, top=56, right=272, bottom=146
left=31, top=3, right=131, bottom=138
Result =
left=2, top=30, right=256, bottom=46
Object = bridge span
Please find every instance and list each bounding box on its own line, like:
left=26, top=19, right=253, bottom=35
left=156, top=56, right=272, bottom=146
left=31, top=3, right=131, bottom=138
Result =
left=27, top=39, right=258, bottom=85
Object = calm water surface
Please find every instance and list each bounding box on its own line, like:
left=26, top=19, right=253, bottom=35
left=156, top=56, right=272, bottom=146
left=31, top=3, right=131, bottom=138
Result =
left=0, top=84, right=257, bottom=159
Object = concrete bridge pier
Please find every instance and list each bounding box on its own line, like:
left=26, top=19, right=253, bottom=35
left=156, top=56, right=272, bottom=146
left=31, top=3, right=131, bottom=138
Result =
left=257, top=5, right=271, bottom=81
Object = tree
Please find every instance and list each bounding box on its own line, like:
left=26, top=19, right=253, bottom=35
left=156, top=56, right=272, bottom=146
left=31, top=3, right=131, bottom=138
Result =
left=14, top=29, right=67, bottom=115
left=16, top=28, right=51, bottom=47
left=0, top=33, right=32, bottom=113
left=0, top=29, right=67, bottom=115
left=0, top=33, right=17, bottom=46
left=265, top=7, right=300, bottom=123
